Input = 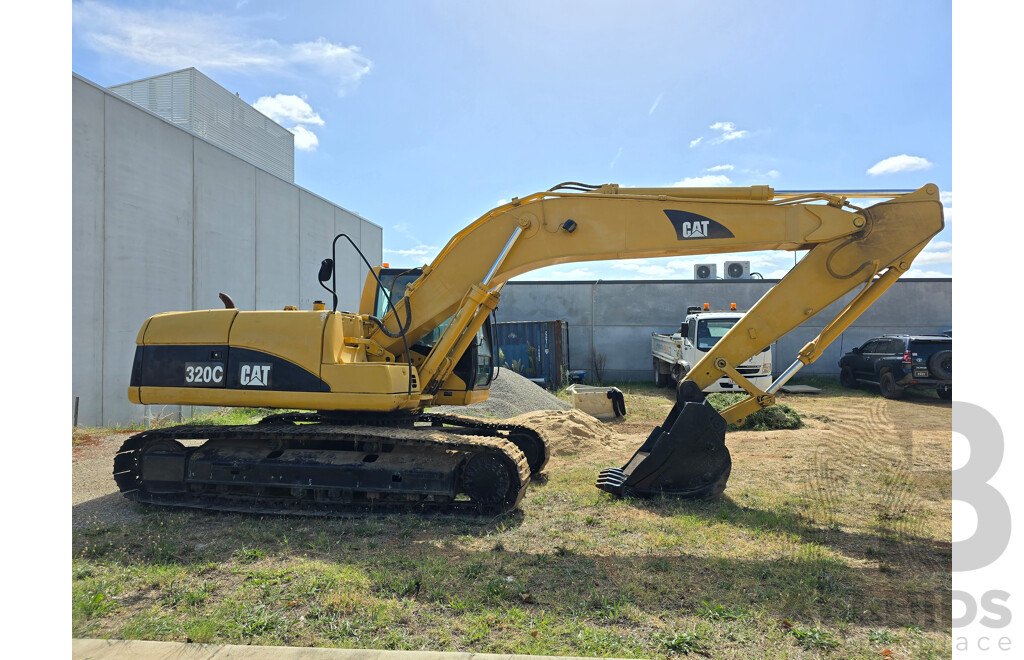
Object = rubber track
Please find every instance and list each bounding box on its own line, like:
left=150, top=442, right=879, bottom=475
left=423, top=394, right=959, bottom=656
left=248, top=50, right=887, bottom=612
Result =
left=113, top=420, right=532, bottom=517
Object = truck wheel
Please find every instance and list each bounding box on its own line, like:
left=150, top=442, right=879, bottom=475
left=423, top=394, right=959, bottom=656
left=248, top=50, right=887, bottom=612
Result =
left=839, top=365, right=857, bottom=388
left=937, top=386, right=952, bottom=401
left=879, top=371, right=904, bottom=400
left=653, top=360, right=670, bottom=388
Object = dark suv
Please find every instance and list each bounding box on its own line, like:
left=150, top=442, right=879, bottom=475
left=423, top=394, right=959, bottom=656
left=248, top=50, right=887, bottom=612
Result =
left=838, top=335, right=952, bottom=400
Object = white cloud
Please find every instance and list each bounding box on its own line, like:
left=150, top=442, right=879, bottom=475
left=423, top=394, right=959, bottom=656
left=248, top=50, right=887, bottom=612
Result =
left=672, top=174, right=732, bottom=187
left=689, top=137, right=703, bottom=148
left=548, top=268, right=598, bottom=279
left=610, top=147, right=623, bottom=169
left=73, top=1, right=371, bottom=94
left=634, top=265, right=677, bottom=277
left=254, top=94, right=324, bottom=126
left=290, top=125, right=319, bottom=151
left=915, top=240, right=952, bottom=265
left=649, top=93, right=664, bottom=115
left=383, top=245, right=436, bottom=258
left=608, top=260, right=677, bottom=278
left=291, top=38, right=373, bottom=93
left=903, top=267, right=951, bottom=278
left=393, top=222, right=423, bottom=244
left=610, top=259, right=649, bottom=271
left=914, top=252, right=951, bottom=266
left=940, top=190, right=953, bottom=223
left=514, top=267, right=597, bottom=281
left=866, top=154, right=934, bottom=176
left=706, top=164, right=734, bottom=172
left=709, top=121, right=749, bottom=144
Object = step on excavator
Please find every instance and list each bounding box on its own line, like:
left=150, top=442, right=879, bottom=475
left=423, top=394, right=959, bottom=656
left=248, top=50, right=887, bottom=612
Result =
left=116, top=182, right=944, bottom=515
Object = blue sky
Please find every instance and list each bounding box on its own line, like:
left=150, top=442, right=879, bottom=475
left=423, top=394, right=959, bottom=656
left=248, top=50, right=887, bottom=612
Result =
left=71, top=0, right=952, bottom=280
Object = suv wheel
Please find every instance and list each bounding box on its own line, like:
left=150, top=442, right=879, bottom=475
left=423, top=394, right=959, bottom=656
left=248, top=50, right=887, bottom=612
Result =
left=879, top=371, right=905, bottom=400
left=937, top=386, right=952, bottom=401
left=929, top=350, right=952, bottom=380
left=839, top=365, right=857, bottom=388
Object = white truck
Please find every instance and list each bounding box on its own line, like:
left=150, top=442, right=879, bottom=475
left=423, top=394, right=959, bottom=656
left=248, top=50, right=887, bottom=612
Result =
left=652, top=305, right=773, bottom=392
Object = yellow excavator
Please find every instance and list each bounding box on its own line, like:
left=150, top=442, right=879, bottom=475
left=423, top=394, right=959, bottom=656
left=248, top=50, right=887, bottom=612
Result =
left=115, top=182, right=944, bottom=515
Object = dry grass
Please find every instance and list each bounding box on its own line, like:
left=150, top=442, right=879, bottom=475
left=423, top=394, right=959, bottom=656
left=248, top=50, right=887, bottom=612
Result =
left=73, top=383, right=951, bottom=658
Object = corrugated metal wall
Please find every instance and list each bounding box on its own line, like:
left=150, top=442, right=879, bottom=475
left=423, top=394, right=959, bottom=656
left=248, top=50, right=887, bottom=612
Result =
left=73, top=73, right=380, bottom=427
left=494, top=320, right=570, bottom=388
left=495, top=279, right=953, bottom=383
left=110, top=68, right=295, bottom=182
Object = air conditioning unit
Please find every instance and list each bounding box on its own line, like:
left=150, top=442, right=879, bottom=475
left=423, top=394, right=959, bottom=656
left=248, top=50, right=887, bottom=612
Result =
left=724, top=261, right=750, bottom=279
left=694, top=264, right=717, bottom=280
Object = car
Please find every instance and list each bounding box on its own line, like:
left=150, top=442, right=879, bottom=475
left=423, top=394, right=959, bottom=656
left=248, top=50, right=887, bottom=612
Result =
left=838, top=334, right=952, bottom=400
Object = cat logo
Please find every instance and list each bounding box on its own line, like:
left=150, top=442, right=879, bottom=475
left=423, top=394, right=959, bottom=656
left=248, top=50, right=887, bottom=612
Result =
left=678, top=220, right=709, bottom=238
left=663, top=210, right=735, bottom=241
left=240, top=363, right=272, bottom=387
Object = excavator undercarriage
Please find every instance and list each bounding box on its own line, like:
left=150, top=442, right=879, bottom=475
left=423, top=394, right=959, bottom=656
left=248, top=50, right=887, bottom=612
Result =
left=114, top=412, right=548, bottom=516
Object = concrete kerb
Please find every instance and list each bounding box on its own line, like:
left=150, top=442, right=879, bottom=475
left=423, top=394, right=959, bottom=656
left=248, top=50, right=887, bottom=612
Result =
left=72, top=639, right=642, bottom=660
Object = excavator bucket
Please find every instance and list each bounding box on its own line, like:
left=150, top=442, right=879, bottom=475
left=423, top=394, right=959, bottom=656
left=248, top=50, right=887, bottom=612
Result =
left=596, top=381, right=730, bottom=499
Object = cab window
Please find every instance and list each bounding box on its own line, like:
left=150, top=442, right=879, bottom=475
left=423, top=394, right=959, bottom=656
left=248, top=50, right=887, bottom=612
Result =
left=696, top=318, right=738, bottom=352
left=374, top=270, right=420, bottom=318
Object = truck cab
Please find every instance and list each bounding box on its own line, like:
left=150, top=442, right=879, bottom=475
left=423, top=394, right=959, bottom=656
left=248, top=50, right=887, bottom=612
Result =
left=652, top=305, right=773, bottom=392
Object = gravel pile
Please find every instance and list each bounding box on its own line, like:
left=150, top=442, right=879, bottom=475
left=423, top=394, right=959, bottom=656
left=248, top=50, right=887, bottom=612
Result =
left=428, top=369, right=571, bottom=419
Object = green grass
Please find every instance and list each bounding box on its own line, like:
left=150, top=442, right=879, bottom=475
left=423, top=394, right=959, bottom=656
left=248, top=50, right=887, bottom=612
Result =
left=73, top=390, right=951, bottom=658
left=707, top=392, right=804, bottom=431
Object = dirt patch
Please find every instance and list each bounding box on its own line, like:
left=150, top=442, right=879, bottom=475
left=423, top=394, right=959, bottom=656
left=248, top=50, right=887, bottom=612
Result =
left=73, top=431, right=132, bottom=463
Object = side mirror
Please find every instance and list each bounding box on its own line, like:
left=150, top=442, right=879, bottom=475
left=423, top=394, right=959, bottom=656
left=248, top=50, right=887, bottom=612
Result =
left=318, top=258, right=334, bottom=283
left=850, top=347, right=860, bottom=354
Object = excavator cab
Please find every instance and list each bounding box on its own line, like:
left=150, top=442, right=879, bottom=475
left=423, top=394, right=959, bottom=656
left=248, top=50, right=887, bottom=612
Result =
left=374, top=267, right=495, bottom=394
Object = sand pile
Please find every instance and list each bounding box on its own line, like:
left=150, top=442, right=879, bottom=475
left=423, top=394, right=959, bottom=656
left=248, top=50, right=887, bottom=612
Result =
left=427, top=370, right=626, bottom=458
left=508, top=408, right=618, bottom=456
left=428, top=369, right=571, bottom=418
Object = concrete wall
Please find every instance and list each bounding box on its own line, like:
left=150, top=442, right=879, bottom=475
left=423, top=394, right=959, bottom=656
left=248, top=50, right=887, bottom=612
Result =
left=494, top=278, right=952, bottom=383
left=72, top=74, right=382, bottom=427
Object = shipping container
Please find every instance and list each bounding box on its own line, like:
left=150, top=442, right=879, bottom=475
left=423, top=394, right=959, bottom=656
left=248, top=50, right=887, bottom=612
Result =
left=494, top=320, right=569, bottom=389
